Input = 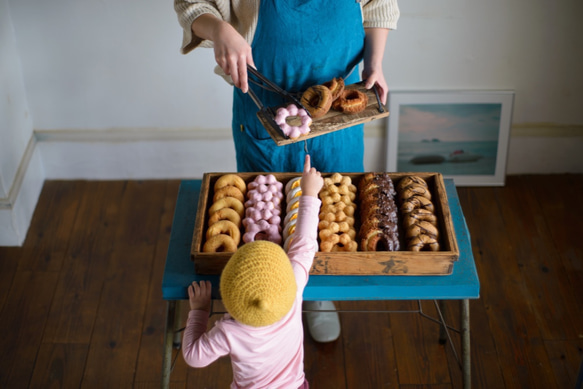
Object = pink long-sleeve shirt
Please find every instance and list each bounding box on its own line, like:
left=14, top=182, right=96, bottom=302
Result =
left=182, top=195, right=321, bottom=388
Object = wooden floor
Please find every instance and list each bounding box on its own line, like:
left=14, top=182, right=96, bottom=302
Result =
left=1, top=175, right=582, bottom=388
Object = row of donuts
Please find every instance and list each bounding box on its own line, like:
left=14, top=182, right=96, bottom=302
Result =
left=397, top=176, right=440, bottom=252
left=318, top=173, right=358, bottom=252
left=203, top=174, right=285, bottom=253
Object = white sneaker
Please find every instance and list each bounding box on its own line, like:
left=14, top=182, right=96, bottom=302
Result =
left=303, top=301, right=341, bottom=343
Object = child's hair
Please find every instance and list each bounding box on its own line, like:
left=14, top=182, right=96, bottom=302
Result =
left=220, top=240, right=297, bottom=327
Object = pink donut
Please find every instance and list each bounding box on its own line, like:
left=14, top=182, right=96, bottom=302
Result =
left=275, top=105, right=312, bottom=140
left=243, top=219, right=282, bottom=244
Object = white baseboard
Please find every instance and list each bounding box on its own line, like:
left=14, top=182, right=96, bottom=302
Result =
left=0, top=140, right=45, bottom=246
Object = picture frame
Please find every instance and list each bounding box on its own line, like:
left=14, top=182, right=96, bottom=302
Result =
left=386, top=90, right=514, bottom=186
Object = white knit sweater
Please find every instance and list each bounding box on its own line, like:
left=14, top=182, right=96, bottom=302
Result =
left=174, top=0, right=400, bottom=55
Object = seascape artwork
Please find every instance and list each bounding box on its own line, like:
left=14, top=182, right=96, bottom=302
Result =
left=396, top=103, right=502, bottom=175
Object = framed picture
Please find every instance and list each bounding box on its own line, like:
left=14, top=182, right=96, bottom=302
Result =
left=386, top=90, right=514, bottom=186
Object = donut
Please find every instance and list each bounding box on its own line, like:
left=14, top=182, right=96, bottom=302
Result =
left=214, top=174, right=247, bottom=195
left=320, top=233, right=358, bottom=252
left=213, top=185, right=245, bottom=203
left=400, top=195, right=435, bottom=213
left=208, top=197, right=245, bottom=218
left=242, top=219, right=282, bottom=244
left=285, top=177, right=302, bottom=194
left=206, top=220, right=241, bottom=245
left=405, top=220, right=439, bottom=240
left=274, top=104, right=312, bottom=140
left=300, top=85, right=333, bottom=118
left=283, top=207, right=299, bottom=226
left=202, top=234, right=238, bottom=253
left=283, top=235, right=294, bottom=252
left=399, top=184, right=432, bottom=201
left=397, top=176, right=428, bottom=192
left=403, top=208, right=438, bottom=227
left=360, top=228, right=400, bottom=252
left=283, top=219, right=297, bottom=241
left=286, top=196, right=301, bottom=213
left=332, top=89, right=368, bottom=114
left=408, top=234, right=440, bottom=252
left=322, top=77, right=345, bottom=101
left=208, top=207, right=242, bottom=227
left=286, top=186, right=302, bottom=203
left=324, top=173, right=353, bottom=187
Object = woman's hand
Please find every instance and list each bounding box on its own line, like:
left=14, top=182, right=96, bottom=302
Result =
left=188, top=280, right=212, bottom=312
left=191, top=14, right=254, bottom=93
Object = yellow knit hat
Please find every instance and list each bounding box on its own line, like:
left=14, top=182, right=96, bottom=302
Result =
left=220, top=241, right=297, bottom=327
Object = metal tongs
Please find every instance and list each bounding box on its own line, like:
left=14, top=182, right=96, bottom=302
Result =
left=246, top=64, right=311, bottom=118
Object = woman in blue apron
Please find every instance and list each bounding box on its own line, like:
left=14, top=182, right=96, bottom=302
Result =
left=232, top=1, right=366, bottom=173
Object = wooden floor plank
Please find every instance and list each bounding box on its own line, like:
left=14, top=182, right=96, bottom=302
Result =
left=338, top=300, right=399, bottom=388
left=134, top=180, right=181, bottom=385
left=81, top=180, right=167, bottom=387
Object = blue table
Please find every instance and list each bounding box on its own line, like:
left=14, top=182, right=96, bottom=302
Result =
left=162, top=179, right=480, bottom=388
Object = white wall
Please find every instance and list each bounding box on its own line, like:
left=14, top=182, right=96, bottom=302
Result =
left=2, top=0, right=583, bottom=245
left=0, top=0, right=44, bottom=246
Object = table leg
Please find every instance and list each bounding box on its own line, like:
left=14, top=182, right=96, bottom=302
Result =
left=437, top=300, right=447, bottom=345
left=461, top=299, right=471, bottom=389
left=162, top=300, right=177, bottom=389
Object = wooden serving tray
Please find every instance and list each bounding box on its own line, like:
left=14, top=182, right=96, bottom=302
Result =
left=257, top=82, right=390, bottom=146
left=191, top=172, right=459, bottom=276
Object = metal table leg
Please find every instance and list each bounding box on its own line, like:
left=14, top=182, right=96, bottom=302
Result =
left=461, top=299, right=471, bottom=389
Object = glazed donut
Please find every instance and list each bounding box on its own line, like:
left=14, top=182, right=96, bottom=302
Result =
left=283, top=219, right=297, bottom=241
left=360, top=228, right=400, bottom=252
left=405, top=220, right=439, bottom=239
left=286, top=196, right=301, bottom=213
left=408, top=233, right=440, bottom=252
left=208, top=197, right=245, bottom=218
left=397, top=176, right=428, bottom=192
left=242, top=219, right=282, bottom=244
left=283, top=207, right=299, bottom=226
left=322, top=77, right=345, bottom=101
left=332, top=89, right=368, bottom=114
left=208, top=207, right=242, bottom=227
left=400, top=195, right=435, bottom=214
left=214, top=174, right=247, bottom=195
left=213, top=185, right=245, bottom=203
left=300, top=85, right=333, bottom=118
left=403, top=208, right=438, bottom=227
left=202, top=234, right=238, bottom=253
left=285, top=177, right=302, bottom=194
left=286, top=186, right=302, bottom=203
left=274, top=104, right=312, bottom=140
left=283, top=235, right=294, bottom=252
left=399, top=184, right=432, bottom=201
left=206, top=220, right=241, bottom=245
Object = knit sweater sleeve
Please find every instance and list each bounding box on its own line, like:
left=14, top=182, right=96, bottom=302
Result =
left=174, top=0, right=259, bottom=54
left=286, top=196, right=321, bottom=288
left=362, top=0, right=400, bottom=30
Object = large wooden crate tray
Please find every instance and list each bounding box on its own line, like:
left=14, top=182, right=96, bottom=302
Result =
left=191, top=172, right=459, bottom=276
left=257, top=82, right=390, bottom=146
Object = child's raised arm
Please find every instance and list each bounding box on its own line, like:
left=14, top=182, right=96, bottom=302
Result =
left=301, top=155, right=323, bottom=197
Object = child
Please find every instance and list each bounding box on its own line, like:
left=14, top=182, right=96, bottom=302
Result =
left=183, top=155, right=323, bottom=388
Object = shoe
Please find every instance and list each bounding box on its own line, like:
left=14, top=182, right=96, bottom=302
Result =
left=303, top=301, right=341, bottom=343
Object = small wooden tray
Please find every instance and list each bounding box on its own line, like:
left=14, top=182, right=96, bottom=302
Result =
left=191, top=172, right=459, bottom=276
left=257, top=82, right=390, bottom=146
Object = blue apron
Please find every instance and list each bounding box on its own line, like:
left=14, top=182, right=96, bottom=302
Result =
left=232, top=0, right=366, bottom=173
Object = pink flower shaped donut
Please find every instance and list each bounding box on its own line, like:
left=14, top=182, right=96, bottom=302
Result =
left=243, top=219, right=282, bottom=244
left=275, top=105, right=312, bottom=140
